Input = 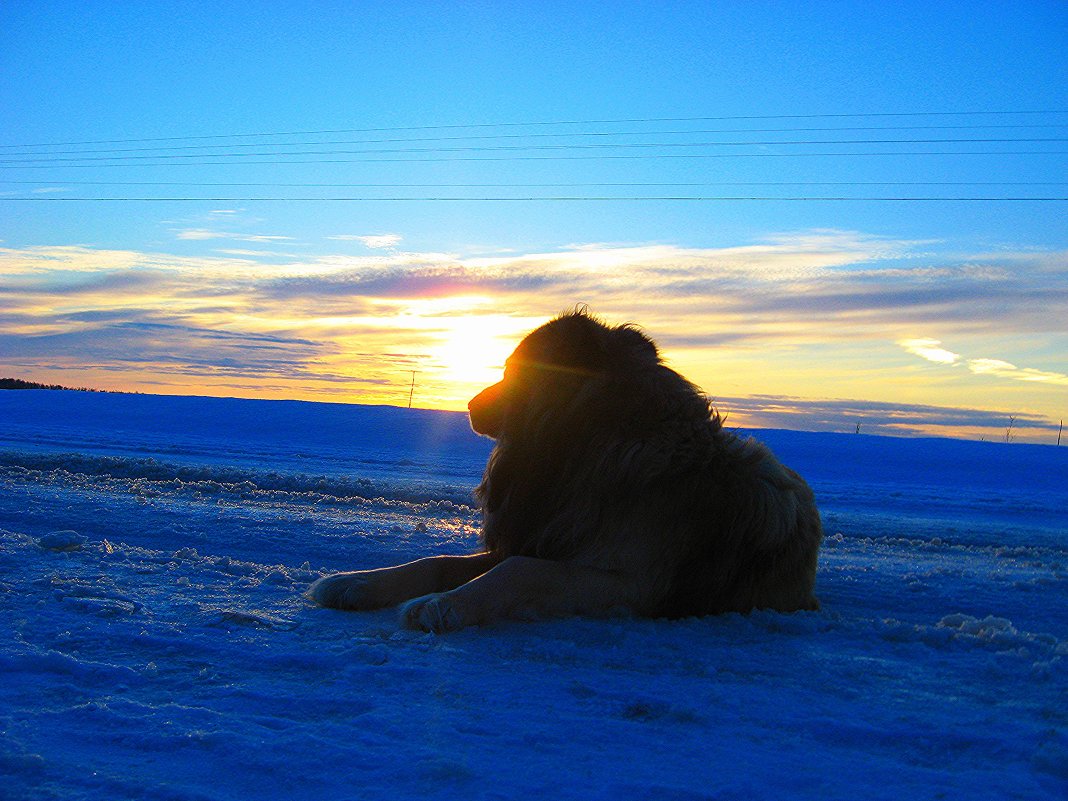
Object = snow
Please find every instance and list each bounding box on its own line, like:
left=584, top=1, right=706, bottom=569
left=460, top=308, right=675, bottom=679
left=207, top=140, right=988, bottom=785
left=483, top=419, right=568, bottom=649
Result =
left=1, top=389, right=1065, bottom=800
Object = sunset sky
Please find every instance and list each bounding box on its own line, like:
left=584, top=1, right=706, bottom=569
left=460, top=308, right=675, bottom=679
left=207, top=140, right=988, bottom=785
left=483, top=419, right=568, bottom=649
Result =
left=2, top=1, right=1066, bottom=442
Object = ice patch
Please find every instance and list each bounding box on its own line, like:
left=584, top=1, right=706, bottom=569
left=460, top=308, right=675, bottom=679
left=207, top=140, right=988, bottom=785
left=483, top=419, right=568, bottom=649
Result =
left=0, top=449, right=478, bottom=511
left=36, top=529, right=87, bottom=551
left=61, top=595, right=141, bottom=617
left=1032, top=729, right=1068, bottom=783
left=201, top=609, right=299, bottom=631
left=939, top=613, right=1016, bottom=638
left=0, top=648, right=141, bottom=684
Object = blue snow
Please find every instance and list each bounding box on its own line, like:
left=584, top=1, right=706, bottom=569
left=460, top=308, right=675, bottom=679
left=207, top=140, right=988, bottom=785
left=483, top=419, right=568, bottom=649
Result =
left=0, top=389, right=1065, bottom=800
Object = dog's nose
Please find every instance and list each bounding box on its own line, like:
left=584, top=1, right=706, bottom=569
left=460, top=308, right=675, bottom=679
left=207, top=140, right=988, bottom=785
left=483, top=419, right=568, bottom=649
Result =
left=469, top=381, right=501, bottom=411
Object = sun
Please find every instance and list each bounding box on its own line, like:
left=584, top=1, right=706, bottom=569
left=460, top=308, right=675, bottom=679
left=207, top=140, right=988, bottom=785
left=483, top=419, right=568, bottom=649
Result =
left=432, top=316, right=521, bottom=389
left=394, top=299, right=546, bottom=409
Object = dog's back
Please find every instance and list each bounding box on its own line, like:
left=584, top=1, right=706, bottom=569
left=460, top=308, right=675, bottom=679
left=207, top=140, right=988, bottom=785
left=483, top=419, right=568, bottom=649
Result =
left=654, top=429, right=822, bottom=617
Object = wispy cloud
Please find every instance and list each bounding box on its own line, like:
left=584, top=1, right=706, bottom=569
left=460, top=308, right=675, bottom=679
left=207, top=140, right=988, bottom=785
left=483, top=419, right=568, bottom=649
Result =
left=8, top=234, right=1064, bottom=340
left=0, top=268, right=169, bottom=297
left=213, top=249, right=287, bottom=257
left=716, top=394, right=1058, bottom=438
left=898, top=338, right=961, bottom=365
left=966, top=358, right=1068, bottom=386
left=176, top=229, right=294, bottom=243
left=327, top=234, right=402, bottom=249
left=899, top=339, right=1068, bottom=386
left=0, top=317, right=387, bottom=389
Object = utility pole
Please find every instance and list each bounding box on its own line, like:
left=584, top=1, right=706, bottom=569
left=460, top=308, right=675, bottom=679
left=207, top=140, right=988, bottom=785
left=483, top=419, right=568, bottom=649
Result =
left=1058, top=419, right=1063, bottom=447
left=407, top=371, right=416, bottom=409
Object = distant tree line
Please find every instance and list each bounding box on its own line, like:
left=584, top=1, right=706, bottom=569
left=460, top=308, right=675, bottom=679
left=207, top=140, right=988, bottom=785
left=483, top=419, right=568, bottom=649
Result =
left=0, top=377, right=105, bottom=392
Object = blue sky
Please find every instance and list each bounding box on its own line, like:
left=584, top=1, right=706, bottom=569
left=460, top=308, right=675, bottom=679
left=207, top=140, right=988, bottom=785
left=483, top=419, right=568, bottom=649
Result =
left=1, top=1, right=1066, bottom=441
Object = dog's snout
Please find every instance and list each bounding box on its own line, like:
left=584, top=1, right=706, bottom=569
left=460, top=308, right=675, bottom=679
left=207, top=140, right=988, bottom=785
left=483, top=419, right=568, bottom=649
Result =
left=469, top=381, right=504, bottom=438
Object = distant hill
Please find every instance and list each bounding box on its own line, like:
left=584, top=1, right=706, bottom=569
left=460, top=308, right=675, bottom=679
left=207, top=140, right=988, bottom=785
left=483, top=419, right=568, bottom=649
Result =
left=0, top=378, right=104, bottom=392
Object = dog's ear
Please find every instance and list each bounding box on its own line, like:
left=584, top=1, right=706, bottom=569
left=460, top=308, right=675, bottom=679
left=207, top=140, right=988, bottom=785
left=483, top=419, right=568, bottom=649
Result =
left=514, top=311, right=606, bottom=372
left=610, top=324, right=660, bottom=368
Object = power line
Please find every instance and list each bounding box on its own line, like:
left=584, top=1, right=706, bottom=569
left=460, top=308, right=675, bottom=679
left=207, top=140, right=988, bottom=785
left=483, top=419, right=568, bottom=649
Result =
left=2, top=109, right=1065, bottom=148
left=2, top=150, right=1063, bottom=168
left=2, top=137, right=1064, bottom=165
left=3, top=196, right=1064, bottom=202
left=5, top=122, right=1065, bottom=156
left=4, top=180, right=1064, bottom=188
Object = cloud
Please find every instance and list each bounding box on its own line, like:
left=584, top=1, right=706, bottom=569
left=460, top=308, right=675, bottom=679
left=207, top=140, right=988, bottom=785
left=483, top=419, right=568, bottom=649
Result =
left=7, top=235, right=1064, bottom=345
left=0, top=268, right=169, bottom=296
left=898, top=338, right=961, bottom=365
left=1, top=234, right=1064, bottom=434
left=254, top=233, right=924, bottom=310
left=259, top=261, right=559, bottom=301
left=715, top=394, right=1058, bottom=437
left=967, top=358, right=1068, bottom=386
left=1, top=319, right=316, bottom=360
left=175, top=229, right=231, bottom=241
left=898, top=340, right=1068, bottom=386
left=327, top=234, right=402, bottom=249
left=0, top=318, right=389, bottom=388
left=176, top=229, right=293, bottom=243
left=213, top=249, right=285, bottom=257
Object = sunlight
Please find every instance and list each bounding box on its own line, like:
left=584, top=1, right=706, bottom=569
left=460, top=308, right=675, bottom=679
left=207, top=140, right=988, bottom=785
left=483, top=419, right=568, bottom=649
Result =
left=430, top=315, right=527, bottom=388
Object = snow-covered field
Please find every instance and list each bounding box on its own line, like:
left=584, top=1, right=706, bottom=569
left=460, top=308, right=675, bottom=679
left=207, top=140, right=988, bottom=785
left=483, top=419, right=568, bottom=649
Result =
left=1, top=389, right=1065, bottom=800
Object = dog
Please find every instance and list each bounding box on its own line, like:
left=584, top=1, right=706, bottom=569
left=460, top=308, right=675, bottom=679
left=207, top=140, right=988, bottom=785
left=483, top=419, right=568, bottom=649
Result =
left=309, top=309, right=822, bottom=632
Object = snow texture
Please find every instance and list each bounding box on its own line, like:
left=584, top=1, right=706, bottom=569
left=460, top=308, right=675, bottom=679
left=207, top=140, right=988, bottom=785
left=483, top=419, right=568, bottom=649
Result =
left=1, top=389, right=1065, bottom=800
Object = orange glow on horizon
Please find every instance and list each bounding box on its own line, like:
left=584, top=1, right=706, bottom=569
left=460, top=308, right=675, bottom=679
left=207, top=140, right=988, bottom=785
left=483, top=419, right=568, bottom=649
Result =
left=2, top=240, right=1064, bottom=444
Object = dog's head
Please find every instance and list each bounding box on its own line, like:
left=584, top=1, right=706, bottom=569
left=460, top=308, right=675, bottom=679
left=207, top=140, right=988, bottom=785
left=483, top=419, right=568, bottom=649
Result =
left=468, top=310, right=660, bottom=440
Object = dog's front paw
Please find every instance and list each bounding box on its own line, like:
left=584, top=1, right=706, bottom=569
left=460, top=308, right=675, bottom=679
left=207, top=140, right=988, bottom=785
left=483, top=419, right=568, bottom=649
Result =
left=400, top=593, right=467, bottom=633
left=308, top=572, right=380, bottom=610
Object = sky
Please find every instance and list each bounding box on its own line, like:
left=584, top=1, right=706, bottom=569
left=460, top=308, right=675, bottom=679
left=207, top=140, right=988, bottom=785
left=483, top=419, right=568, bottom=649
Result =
left=1, top=1, right=1066, bottom=443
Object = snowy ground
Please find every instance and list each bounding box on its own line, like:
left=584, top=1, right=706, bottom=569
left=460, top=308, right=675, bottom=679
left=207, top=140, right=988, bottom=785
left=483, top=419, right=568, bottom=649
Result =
left=1, top=390, right=1065, bottom=800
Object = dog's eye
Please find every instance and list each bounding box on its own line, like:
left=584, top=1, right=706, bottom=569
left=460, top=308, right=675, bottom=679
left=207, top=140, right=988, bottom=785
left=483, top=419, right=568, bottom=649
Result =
left=505, top=358, right=534, bottom=378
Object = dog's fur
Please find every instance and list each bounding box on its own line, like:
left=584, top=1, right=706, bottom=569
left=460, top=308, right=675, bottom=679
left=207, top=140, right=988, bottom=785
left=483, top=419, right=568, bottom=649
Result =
left=309, top=310, right=822, bottom=632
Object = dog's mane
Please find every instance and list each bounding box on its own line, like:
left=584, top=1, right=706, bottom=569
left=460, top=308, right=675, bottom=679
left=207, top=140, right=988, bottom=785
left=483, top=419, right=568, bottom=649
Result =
left=477, top=310, right=727, bottom=561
